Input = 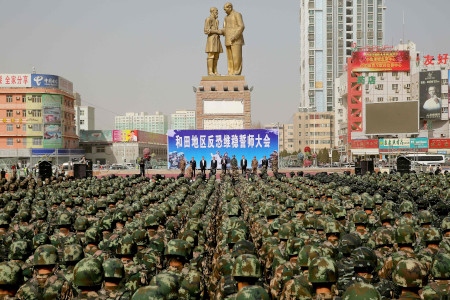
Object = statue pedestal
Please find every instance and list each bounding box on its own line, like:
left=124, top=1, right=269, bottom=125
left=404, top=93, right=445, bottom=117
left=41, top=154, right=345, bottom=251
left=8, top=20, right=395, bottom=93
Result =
left=195, top=75, right=252, bottom=129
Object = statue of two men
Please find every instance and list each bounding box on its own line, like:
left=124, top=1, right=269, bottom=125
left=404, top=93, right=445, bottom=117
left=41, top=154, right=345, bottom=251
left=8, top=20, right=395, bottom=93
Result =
left=204, top=2, right=245, bottom=76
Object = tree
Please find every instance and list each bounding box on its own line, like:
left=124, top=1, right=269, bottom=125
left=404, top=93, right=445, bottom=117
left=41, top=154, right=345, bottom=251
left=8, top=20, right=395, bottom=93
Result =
left=317, top=148, right=329, bottom=164
left=279, top=149, right=289, bottom=157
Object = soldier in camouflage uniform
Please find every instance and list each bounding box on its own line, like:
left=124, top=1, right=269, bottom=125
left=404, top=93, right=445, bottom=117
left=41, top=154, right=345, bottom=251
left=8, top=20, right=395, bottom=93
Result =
left=271, top=151, right=279, bottom=175
left=16, top=244, right=75, bottom=299
left=421, top=252, right=450, bottom=299
left=0, top=261, right=24, bottom=299
left=392, top=258, right=425, bottom=300
left=98, top=258, right=131, bottom=299
left=341, top=282, right=382, bottom=300
left=308, top=256, right=339, bottom=299
left=61, top=244, right=85, bottom=283
left=232, top=254, right=269, bottom=299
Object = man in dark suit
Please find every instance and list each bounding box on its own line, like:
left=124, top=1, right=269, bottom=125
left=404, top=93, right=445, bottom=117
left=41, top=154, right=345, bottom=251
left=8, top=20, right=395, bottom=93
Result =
left=221, top=156, right=227, bottom=174
left=210, top=156, right=217, bottom=175
left=200, top=156, right=207, bottom=175
left=261, top=155, right=269, bottom=171
left=240, top=155, right=247, bottom=174
left=190, top=157, right=197, bottom=177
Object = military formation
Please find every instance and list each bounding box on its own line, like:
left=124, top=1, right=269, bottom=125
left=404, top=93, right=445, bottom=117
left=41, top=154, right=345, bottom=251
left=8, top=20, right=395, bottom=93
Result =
left=0, top=168, right=450, bottom=299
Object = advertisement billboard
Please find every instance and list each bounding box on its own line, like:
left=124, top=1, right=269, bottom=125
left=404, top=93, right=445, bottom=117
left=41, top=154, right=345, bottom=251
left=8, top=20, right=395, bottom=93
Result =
left=365, top=102, right=419, bottom=134
left=351, top=50, right=410, bottom=72
left=379, top=137, right=428, bottom=152
left=420, top=71, right=442, bottom=119
left=43, top=124, right=62, bottom=148
left=167, top=129, right=279, bottom=170
left=0, top=74, right=31, bottom=88
left=112, top=130, right=138, bottom=142
left=79, top=130, right=113, bottom=142
left=31, top=74, right=59, bottom=88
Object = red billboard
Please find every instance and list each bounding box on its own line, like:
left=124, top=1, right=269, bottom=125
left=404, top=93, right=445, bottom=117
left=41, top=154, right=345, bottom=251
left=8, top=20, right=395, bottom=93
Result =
left=351, top=50, right=410, bottom=72
left=429, top=138, right=450, bottom=149
left=351, top=139, right=378, bottom=149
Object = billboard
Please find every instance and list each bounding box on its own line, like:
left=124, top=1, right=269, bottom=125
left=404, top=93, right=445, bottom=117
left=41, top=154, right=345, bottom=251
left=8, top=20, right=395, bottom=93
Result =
left=43, top=124, right=62, bottom=148
left=420, top=71, right=442, bottom=119
left=112, top=130, right=138, bottom=142
left=167, top=129, right=279, bottom=170
left=31, top=74, right=59, bottom=88
left=379, top=137, right=428, bottom=152
left=79, top=130, right=113, bottom=142
left=351, top=50, right=410, bottom=72
left=0, top=74, right=31, bottom=87
left=365, top=102, right=419, bottom=134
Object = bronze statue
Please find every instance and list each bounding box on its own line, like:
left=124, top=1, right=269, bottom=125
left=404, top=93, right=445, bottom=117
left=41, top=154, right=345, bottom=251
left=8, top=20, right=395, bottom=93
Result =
left=222, top=2, right=245, bottom=75
left=204, top=7, right=223, bottom=76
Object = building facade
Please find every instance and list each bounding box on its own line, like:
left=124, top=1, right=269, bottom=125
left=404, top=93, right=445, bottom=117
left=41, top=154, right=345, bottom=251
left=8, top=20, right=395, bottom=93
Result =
left=0, top=73, right=82, bottom=166
left=293, top=110, right=334, bottom=154
left=299, top=0, right=386, bottom=112
left=115, top=111, right=168, bottom=134
left=75, top=105, right=95, bottom=136
left=170, top=110, right=196, bottom=130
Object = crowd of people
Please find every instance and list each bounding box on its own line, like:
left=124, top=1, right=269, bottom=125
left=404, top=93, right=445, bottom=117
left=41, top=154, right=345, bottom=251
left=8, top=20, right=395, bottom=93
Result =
left=0, top=168, right=449, bottom=299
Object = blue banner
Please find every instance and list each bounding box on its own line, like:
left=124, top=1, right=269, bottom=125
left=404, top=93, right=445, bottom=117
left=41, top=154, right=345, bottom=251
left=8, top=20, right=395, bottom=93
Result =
left=31, top=74, right=59, bottom=88
left=167, top=129, right=279, bottom=170
left=379, top=137, right=428, bottom=150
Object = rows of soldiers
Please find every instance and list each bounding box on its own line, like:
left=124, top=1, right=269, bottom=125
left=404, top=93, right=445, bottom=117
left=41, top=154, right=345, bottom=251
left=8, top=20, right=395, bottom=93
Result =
left=0, top=169, right=449, bottom=299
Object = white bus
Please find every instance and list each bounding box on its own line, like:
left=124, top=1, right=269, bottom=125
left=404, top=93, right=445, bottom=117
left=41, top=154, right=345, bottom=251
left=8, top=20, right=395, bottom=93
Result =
left=399, top=154, right=446, bottom=166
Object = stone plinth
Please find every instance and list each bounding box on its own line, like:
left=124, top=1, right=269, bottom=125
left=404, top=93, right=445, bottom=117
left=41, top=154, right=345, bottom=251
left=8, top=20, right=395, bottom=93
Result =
left=196, top=75, right=251, bottom=129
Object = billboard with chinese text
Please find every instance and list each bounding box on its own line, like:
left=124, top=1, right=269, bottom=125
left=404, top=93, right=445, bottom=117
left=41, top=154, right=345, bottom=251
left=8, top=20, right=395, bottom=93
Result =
left=31, top=74, right=58, bottom=88
left=420, top=71, right=442, bottom=119
left=0, top=74, right=72, bottom=92
left=351, top=51, right=410, bottom=72
left=378, top=137, right=428, bottom=152
left=0, top=74, right=31, bottom=88
left=112, top=130, right=138, bottom=142
left=167, top=129, right=279, bottom=170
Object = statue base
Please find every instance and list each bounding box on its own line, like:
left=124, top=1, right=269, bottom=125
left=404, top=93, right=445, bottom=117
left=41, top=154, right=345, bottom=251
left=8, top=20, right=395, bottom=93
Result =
left=195, top=75, right=252, bottom=130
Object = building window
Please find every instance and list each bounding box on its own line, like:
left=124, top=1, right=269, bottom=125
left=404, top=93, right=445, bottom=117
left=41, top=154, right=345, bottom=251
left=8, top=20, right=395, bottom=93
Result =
left=6, top=95, right=12, bottom=103
left=31, top=95, right=42, bottom=103
left=80, top=110, right=85, bottom=116
left=80, top=120, right=85, bottom=125
left=392, top=84, right=398, bottom=90
left=6, top=110, right=13, bottom=117
left=376, top=84, right=383, bottom=90
left=6, top=124, right=13, bottom=131
left=392, top=72, right=398, bottom=77
left=30, top=110, right=42, bottom=117
left=6, top=138, right=13, bottom=146
left=22, top=96, right=26, bottom=103
left=22, top=110, right=27, bottom=117
left=22, top=124, right=26, bottom=131
left=33, top=124, right=42, bottom=131
left=377, top=97, right=383, bottom=102
left=32, top=138, right=42, bottom=146
left=96, top=147, right=105, bottom=153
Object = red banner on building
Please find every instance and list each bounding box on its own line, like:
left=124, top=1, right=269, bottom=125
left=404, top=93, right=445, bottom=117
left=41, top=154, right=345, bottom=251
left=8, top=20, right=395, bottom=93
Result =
left=351, top=139, right=379, bottom=149
left=429, top=138, right=450, bottom=149
left=351, top=50, right=410, bottom=72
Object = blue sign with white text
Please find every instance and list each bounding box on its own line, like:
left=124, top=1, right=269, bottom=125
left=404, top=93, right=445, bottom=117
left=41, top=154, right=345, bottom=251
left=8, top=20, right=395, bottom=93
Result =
left=167, top=129, right=279, bottom=170
left=31, top=74, right=59, bottom=88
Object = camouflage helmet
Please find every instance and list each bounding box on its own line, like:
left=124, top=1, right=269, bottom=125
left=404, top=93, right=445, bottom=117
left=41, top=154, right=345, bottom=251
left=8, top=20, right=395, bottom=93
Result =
left=226, top=229, right=246, bottom=246
left=422, top=227, right=442, bottom=243
left=286, top=237, right=305, bottom=257
left=131, top=285, right=166, bottom=300
left=33, top=244, right=59, bottom=266
left=32, top=233, right=50, bottom=250
left=392, top=258, right=425, bottom=288
left=85, top=226, right=101, bottom=244
left=73, top=257, right=104, bottom=287
left=0, top=261, right=22, bottom=286
left=34, top=208, right=47, bottom=220
left=395, top=224, right=416, bottom=245
left=232, top=254, right=262, bottom=278
left=298, top=245, right=322, bottom=268
left=144, top=215, right=160, bottom=228
left=399, top=200, right=414, bottom=213
left=17, top=210, right=31, bottom=222
left=164, top=239, right=190, bottom=260
left=116, top=235, right=138, bottom=256
left=148, top=273, right=179, bottom=299
left=0, top=213, right=11, bottom=227
left=352, top=211, right=368, bottom=224
left=57, top=212, right=72, bottom=227
left=9, top=240, right=31, bottom=261
left=339, top=233, right=362, bottom=256
left=373, top=193, right=384, bottom=205
left=379, top=208, right=395, bottom=222
left=418, top=210, right=433, bottom=225
left=325, top=220, right=341, bottom=235
left=351, top=247, right=377, bottom=271
left=178, top=270, right=203, bottom=298
left=374, top=228, right=395, bottom=248
left=63, top=244, right=84, bottom=263
left=278, top=223, right=294, bottom=240
left=235, top=286, right=270, bottom=300
left=73, top=216, right=89, bottom=231
left=308, top=256, right=337, bottom=283
left=103, top=258, right=124, bottom=279
left=232, top=240, right=257, bottom=258
left=132, top=229, right=149, bottom=246
left=430, top=252, right=450, bottom=279
left=342, top=282, right=382, bottom=300
left=441, top=216, right=450, bottom=232
left=293, top=201, right=307, bottom=213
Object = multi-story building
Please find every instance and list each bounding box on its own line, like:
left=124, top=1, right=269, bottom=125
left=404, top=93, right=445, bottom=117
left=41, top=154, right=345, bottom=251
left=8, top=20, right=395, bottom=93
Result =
left=0, top=73, right=82, bottom=166
left=335, top=41, right=450, bottom=161
left=75, top=105, right=95, bottom=136
left=263, top=123, right=294, bottom=152
left=299, top=0, right=386, bottom=112
left=293, top=109, right=334, bottom=153
left=170, top=110, right=196, bottom=130
left=115, top=111, right=168, bottom=134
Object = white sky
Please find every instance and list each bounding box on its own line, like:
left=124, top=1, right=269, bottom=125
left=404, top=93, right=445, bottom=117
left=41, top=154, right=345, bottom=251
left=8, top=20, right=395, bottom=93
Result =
left=0, top=0, right=449, bottom=129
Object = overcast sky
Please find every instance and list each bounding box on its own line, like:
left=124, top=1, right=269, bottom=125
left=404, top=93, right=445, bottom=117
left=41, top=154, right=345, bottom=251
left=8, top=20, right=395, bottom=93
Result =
left=1, top=0, right=449, bottom=129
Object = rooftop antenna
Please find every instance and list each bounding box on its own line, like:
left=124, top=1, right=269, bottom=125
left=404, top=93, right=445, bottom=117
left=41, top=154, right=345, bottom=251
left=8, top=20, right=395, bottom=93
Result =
left=402, top=10, right=405, bottom=45
left=32, top=67, right=36, bottom=74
